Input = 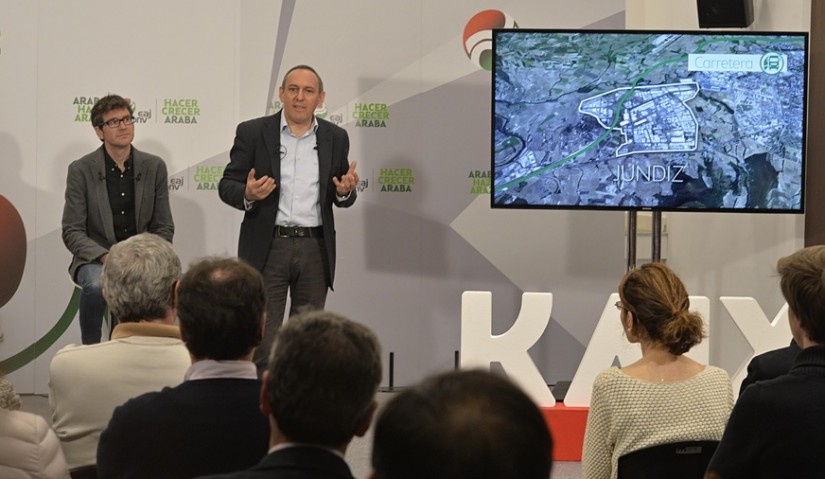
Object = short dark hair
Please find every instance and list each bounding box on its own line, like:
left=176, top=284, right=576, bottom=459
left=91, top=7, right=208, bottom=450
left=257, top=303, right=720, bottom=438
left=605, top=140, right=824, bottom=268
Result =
left=281, top=64, right=324, bottom=93
left=777, top=245, right=825, bottom=343
left=372, top=370, right=553, bottom=479
left=619, top=262, right=705, bottom=355
left=91, top=94, right=133, bottom=128
left=267, top=310, right=381, bottom=447
left=177, top=257, right=265, bottom=360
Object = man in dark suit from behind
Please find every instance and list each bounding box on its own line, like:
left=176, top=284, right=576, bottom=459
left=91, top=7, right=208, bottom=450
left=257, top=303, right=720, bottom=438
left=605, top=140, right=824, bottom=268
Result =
left=96, top=257, right=270, bottom=479
left=738, top=340, right=801, bottom=396
left=197, top=309, right=382, bottom=479
left=371, top=369, right=553, bottom=479
left=707, top=245, right=825, bottom=478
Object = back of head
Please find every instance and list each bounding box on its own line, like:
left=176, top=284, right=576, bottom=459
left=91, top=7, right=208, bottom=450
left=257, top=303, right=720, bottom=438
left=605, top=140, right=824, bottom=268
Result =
left=619, top=262, right=705, bottom=355
left=371, top=369, right=553, bottom=479
left=777, top=245, right=825, bottom=344
left=177, top=257, right=265, bottom=360
left=267, top=310, right=381, bottom=447
left=102, top=233, right=180, bottom=323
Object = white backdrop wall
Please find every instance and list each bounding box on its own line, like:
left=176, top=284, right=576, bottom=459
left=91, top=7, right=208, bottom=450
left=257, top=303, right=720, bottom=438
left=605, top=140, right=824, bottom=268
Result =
left=0, top=0, right=807, bottom=395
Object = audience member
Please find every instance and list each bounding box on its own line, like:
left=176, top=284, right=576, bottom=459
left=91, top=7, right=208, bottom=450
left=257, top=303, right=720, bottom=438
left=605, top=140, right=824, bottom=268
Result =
left=582, top=262, right=732, bottom=479
left=97, top=257, right=270, bottom=479
left=371, top=369, right=553, bottom=479
left=197, top=309, right=382, bottom=479
left=707, top=246, right=825, bottom=478
left=0, top=375, right=21, bottom=411
left=738, top=339, right=800, bottom=396
left=1, top=402, right=71, bottom=478
left=49, top=233, right=190, bottom=470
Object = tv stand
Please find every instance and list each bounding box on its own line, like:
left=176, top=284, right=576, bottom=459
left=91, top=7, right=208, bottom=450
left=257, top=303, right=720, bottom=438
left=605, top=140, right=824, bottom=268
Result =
left=626, top=210, right=663, bottom=271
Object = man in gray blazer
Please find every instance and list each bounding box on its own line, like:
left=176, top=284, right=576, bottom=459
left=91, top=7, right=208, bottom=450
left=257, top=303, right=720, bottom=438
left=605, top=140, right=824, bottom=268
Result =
left=62, top=94, right=174, bottom=344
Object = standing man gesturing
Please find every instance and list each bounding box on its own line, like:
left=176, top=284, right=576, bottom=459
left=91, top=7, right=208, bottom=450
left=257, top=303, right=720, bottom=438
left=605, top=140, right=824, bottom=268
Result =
left=62, top=94, right=174, bottom=344
left=219, top=65, right=359, bottom=371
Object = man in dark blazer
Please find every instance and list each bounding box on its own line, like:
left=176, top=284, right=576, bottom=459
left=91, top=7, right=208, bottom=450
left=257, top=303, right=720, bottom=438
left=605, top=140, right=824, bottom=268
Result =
left=219, top=65, right=359, bottom=371
left=371, top=370, right=553, bottom=479
left=738, top=339, right=801, bottom=396
left=197, top=309, right=382, bottom=479
left=62, top=94, right=174, bottom=344
left=96, top=257, right=270, bottom=479
left=707, top=246, right=825, bottom=478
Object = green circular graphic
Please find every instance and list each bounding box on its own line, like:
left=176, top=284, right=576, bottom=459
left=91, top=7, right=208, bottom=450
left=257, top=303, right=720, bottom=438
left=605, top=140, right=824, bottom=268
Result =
left=760, top=52, right=784, bottom=75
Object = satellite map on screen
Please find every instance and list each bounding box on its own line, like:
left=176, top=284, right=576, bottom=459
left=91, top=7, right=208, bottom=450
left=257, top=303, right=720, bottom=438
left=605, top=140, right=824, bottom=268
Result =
left=492, top=30, right=808, bottom=212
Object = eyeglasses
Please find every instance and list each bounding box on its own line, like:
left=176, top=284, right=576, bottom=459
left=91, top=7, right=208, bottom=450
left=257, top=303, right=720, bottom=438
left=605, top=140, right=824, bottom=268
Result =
left=614, top=301, right=624, bottom=311
left=100, top=115, right=135, bottom=128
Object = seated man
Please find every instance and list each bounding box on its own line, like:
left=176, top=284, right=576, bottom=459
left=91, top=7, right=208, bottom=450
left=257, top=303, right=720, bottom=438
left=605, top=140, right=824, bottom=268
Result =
left=49, top=233, right=190, bottom=470
left=707, top=245, right=825, bottom=478
left=198, top=309, right=382, bottom=479
left=97, top=257, right=270, bottom=479
left=371, top=369, right=553, bottom=479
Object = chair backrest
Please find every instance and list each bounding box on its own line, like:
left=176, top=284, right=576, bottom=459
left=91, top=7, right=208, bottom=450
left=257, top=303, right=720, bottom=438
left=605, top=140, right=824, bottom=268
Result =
left=617, top=440, right=719, bottom=479
left=70, top=465, right=98, bottom=479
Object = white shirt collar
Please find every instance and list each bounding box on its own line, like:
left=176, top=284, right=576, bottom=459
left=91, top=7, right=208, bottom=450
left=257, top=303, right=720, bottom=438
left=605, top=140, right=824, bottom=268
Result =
left=268, top=442, right=345, bottom=459
left=280, top=114, right=319, bottom=135
left=184, top=359, right=257, bottom=381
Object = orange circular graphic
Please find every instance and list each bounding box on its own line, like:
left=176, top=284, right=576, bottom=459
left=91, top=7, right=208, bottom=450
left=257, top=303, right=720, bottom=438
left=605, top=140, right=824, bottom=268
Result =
left=463, top=9, right=518, bottom=71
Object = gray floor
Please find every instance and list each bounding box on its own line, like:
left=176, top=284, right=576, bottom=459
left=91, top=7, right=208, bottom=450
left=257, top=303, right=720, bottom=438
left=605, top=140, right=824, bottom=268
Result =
left=21, top=393, right=582, bottom=479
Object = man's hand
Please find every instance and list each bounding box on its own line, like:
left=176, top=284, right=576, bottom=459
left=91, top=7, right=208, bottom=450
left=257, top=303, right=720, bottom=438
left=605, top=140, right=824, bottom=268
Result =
left=244, top=168, right=277, bottom=201
left=333, top=161, right=359, bottom=196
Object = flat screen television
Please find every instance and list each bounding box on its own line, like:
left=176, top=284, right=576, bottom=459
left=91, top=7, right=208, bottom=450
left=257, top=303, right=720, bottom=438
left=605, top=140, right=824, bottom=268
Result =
left=491, top=29, right=809, bottom=212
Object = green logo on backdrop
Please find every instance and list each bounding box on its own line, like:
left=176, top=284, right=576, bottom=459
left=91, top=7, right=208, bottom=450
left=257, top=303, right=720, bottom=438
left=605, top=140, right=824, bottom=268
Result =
left=73, top=96, right=100, bottom=122
left=162, top=98, right=200, bottom=124
left=194, top=165, right=224, bottom=191
left=469, top=170, right=491, bottom=194
left=379, top=168, right=413, bottom=192
left=354, top=103, right=388, bottom=128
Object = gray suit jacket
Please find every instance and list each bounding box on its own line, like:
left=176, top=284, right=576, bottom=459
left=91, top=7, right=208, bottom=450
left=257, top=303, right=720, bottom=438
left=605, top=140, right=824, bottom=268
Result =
left=61, top=146, right=174, bottom=280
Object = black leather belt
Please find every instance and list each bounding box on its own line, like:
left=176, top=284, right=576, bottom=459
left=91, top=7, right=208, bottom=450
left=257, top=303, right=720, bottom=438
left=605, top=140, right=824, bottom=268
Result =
left=275, top=225, right=323, bottom=238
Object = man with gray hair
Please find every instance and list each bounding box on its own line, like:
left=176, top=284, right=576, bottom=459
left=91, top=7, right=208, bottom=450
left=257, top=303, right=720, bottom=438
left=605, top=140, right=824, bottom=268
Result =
left=197, top=309, right=382, bottom=479
left=49, top=233, right=190, bottom=473
left=97, top=257, right=270, bottom=478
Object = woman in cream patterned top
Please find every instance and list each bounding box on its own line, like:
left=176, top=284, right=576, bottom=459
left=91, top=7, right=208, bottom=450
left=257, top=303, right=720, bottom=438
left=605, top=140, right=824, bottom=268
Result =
left=581, top=262, right=733, bottom=479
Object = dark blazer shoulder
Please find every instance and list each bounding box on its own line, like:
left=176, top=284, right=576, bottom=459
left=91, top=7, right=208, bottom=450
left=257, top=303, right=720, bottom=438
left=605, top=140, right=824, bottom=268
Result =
left=317, top=117, right=347, bottom=137
left=237, top=113, right=280, bottom=133
left=197, top=446, right=354, bottom=479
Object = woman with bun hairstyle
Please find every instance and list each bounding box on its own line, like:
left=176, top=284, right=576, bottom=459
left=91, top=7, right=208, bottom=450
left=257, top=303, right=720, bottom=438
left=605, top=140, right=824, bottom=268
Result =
left=582, top=262, right=733, bottom=479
